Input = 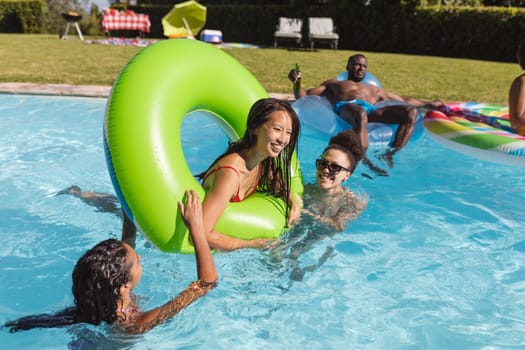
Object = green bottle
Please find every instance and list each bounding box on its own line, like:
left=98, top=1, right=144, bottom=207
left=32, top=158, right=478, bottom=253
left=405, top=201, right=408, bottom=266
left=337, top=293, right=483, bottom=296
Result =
left=294, top=63, right=301, bottom=91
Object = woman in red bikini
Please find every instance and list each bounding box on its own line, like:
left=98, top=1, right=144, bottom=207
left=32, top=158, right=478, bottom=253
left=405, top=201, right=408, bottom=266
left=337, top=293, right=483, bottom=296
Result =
left=59, top=98, right=301, bottom=252
left=6, top=190, right=218, bottom=334
left=196, top=97, right=301, bottom=251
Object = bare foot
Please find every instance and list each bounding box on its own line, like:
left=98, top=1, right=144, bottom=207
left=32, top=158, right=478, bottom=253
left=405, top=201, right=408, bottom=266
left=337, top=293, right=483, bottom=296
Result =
left=290, top=267, right=305, bottom=281
left=55, top=185, right=81, bottom=196
left=362, top=156, right=389, bottom=176
left=377, top=149, right=396, bottom=169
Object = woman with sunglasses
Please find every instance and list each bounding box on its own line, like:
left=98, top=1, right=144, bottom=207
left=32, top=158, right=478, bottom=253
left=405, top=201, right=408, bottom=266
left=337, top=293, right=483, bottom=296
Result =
left=274, top=130, right=367, bottom=281
left=302, top=130, right=367, bottom=231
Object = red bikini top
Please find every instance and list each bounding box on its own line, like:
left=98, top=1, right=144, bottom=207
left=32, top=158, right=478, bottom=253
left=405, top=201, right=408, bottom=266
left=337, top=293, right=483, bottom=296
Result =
left=202, top=165, right=259, bottom=202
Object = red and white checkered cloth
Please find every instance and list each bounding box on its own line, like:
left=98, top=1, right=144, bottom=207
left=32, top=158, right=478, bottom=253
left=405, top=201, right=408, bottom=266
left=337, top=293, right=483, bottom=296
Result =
left=102, top=12, right=151, bottom=33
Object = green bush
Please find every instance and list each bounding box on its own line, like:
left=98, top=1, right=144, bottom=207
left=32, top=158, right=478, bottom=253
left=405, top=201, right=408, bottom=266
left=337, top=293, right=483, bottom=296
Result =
left=0, top=0, right=44, bottom=33
left=403, top=6, right=525, bottom=62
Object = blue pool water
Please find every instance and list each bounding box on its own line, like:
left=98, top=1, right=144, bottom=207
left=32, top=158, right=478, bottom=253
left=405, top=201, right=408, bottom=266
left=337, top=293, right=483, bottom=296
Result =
left=1, top=94, right=525, bottom=349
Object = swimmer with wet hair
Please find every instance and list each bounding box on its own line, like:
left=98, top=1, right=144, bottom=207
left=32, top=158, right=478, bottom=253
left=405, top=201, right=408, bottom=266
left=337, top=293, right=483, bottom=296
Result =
left=6, top=190, right=217, bottom=334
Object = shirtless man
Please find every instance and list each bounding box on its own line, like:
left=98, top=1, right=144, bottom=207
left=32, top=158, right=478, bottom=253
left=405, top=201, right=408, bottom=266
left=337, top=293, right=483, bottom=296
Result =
left=509, top=39, right=525, bottom=135
left=289, top=54, right=441, bottom=168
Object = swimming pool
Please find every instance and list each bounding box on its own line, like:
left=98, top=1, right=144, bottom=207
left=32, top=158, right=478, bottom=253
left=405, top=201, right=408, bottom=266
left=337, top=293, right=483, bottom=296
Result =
left=1, top=94, right=524, bottom=349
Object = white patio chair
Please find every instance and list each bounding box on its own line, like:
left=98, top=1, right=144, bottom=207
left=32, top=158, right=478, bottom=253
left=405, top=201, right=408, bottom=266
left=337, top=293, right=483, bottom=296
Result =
left=274, top=17, right=303, bottom=48
left=308, top=17, right=339, bottom=50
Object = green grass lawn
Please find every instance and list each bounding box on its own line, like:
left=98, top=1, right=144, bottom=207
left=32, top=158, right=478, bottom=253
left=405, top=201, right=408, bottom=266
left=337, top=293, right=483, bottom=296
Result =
left=0, top=34, right=520, bottom=104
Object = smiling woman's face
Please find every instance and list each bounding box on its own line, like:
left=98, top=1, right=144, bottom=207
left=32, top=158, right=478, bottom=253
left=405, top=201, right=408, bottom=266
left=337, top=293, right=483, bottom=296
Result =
left=254, top=110, right=292, bottom=158
left=316, top=148, right=352, bottom=192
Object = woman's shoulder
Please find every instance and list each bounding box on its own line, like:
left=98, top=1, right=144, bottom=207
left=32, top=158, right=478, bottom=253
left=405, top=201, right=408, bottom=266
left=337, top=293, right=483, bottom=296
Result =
left=213, top=153, right=247, bottom=169
left=206, top=154, right=242, bottom=173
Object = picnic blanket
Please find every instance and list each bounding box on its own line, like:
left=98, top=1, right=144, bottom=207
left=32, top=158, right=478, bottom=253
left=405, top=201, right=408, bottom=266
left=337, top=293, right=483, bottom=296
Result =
left=85, top=38, right=258, bottom=49
left=85, top=38, right=158, bottom=47
left=102, top=9, right=151, bottom=33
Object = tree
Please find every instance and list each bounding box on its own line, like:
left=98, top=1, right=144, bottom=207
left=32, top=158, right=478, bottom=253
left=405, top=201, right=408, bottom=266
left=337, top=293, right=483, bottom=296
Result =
left=43, top=0, right=90, bottom=34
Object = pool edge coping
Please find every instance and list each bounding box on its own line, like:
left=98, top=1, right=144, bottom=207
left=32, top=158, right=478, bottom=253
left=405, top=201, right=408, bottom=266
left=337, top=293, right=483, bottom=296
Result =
left=0, top=82, right=295, bottom=101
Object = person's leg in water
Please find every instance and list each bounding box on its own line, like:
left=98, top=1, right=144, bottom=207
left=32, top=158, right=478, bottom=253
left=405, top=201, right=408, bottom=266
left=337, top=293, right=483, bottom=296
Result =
left=56, top=186, right=121, bottom=217
left=285, top=223, right=336, bottom=282
left=290, top=246, right=335, bottom=282
left=368, top=104, right=417, bottom=168
left=57, top=186, right=136, bottom=247
left=55, top=185, right=81, bottom=196
left=338, top=103, right=389, bottom=177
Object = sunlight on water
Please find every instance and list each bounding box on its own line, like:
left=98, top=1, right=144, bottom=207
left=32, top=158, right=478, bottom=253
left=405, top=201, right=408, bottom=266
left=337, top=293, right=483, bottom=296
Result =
left=1, top=95, right=524, bottom=349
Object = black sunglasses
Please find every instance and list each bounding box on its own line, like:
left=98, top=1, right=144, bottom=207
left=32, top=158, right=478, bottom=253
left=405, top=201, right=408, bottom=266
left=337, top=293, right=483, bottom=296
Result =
left=315, top=158, right=351, bottom=175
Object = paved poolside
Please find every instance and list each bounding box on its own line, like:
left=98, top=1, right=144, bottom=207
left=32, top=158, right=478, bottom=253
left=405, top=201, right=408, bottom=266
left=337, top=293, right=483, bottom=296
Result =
left=0, top=82, right=294, bottom=100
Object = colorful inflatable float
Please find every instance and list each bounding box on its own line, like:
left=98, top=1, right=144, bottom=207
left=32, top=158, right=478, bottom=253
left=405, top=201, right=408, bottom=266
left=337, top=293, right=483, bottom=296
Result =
left=423, top=102, right=525, bottom=167
left=104, top=39, right=303, bottom=253
left=292, top=72, right=424, bottom=147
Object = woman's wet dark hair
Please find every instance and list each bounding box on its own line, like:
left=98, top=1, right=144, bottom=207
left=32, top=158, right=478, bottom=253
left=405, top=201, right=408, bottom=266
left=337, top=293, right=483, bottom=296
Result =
left=198, top=97, right=300, bottom=214
left=4, top=239, right=130, bottom=332
left=323, top=130, right=364, bottom=173
left=72, top=239, right=130, bottom=326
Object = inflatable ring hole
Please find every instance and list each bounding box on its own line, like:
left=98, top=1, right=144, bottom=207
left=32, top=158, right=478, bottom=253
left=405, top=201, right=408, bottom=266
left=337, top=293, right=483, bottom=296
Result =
left=181, top=111, right=231, bottom=175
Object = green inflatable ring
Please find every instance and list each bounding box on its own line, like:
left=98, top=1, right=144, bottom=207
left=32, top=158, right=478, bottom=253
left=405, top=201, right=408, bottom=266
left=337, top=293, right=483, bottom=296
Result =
left=104, top=39, right=303, bottom=253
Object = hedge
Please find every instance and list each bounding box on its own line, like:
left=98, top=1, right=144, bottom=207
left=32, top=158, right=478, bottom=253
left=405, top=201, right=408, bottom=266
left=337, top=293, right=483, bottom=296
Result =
left=3, top=0, right=524, bottom=63
left=0, top=0, right=44, bottom=33
left=115, top=3, right=523, bottom=62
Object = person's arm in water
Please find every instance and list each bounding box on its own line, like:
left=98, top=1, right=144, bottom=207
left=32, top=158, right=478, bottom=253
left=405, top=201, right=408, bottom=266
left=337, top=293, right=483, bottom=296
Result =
left=303, top=208, right=348, bottom=231
left=302, top=193, right=367, bottom=231
left=509, top=74, right=525, bottom=133
left=117, top=190, right=218, bottom=334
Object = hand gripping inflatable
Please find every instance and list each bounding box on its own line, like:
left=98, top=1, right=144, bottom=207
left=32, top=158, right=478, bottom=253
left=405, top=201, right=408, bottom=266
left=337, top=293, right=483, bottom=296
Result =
left=104, top=39, right=303, bottom=253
